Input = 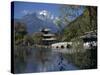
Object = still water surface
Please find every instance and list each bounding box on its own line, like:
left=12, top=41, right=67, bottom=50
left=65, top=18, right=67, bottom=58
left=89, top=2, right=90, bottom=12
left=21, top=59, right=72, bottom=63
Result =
left=15, top=47, right=78, bottom=73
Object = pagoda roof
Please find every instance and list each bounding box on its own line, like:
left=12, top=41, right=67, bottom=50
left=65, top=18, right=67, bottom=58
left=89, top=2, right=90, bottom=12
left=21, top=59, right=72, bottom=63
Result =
left=40, top=28, right=51, bottom=32
left=42, top=38, right=56, bottom=41
left=44, top=28, right=50, bottom=31
left=43, top=33, right=55, bottom=36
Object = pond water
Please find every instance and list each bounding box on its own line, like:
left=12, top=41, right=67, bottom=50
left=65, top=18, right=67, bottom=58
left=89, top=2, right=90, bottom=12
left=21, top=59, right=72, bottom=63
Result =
left=14, top=47, right=78, bottom=73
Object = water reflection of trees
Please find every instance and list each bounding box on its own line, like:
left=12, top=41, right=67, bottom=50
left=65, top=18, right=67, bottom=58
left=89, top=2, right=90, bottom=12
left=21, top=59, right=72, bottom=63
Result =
left=34, top=48, right=51, bottom=65
left=64, top=48, right=97, bottom=69
left=14, top=46, right=32, bottom=73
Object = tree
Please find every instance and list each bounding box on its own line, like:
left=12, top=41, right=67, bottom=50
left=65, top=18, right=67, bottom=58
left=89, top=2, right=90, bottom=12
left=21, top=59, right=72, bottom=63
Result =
left=61, top=7, right=88, bottom=41
left=23, top=35, right=33, bottom=45
left=14, top=21, right=27, bottom=41
left=14, top=21, right=27, bottom=45
left=60, top=6, right=97, bottom=41
left=86, top=6, right=97, bottom=31
left=55, top=5, right=84, bottom=40
left=32, top=32, right=43, bottom=45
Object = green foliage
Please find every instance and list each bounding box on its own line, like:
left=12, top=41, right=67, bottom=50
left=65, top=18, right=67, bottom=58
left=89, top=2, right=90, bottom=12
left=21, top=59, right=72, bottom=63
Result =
left=71, top=37, right=84, bottom=52
left=60, top=6, right=97, bottom=69
left=23, top=35, right=34, bottom=45
left=14, top=22, right=27, bottom=36
left=54, top=18, right=62, bottom=28
left=32, top=32, right=43, bottom=45
left=14, top=21, right=27, bottom=45
left=62, top=7, right=97, bottom=41
left=86, top=6, right=97, bottom=31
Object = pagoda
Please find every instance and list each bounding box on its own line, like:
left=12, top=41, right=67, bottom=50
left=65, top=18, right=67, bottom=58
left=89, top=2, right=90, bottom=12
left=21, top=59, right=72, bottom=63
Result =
left=40, top=28, right=56, bottom=45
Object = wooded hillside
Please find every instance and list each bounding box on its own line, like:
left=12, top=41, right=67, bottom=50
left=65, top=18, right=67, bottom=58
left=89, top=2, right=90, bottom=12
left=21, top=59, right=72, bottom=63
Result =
left=62, top=7, right=97, bottom=41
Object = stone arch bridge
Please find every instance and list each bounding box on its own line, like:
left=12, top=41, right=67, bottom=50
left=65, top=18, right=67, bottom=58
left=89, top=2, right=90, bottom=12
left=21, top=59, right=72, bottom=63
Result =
left=51, top=42, right=72, bottom=49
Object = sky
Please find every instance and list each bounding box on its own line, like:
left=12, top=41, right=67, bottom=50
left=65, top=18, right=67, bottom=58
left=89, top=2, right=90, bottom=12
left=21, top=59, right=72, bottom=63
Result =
left=12, top=1, right=85, bottom=21
left=12, top=1, right=61, bottom=19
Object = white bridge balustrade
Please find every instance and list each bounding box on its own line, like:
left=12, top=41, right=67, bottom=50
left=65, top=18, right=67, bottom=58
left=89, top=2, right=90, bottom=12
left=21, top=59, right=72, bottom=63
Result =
left=83, top=41, right=97, bottom=49
left=51, top=42, right=72, bottom=49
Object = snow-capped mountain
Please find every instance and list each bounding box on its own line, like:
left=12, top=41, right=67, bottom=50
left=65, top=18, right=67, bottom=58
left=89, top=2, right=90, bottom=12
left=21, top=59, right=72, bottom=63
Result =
left=14, top=10, right=59, bottom=34
left=37, top=10, right=55, bottom=22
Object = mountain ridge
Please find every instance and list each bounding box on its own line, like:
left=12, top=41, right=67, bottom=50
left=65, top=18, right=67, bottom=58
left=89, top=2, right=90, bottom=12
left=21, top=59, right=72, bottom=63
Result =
left=14, top=12, right=59, bottom=34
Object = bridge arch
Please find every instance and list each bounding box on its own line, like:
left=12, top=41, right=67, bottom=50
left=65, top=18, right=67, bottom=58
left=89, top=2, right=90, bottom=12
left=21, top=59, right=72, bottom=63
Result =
left=51, top=42, right=72, bottom=49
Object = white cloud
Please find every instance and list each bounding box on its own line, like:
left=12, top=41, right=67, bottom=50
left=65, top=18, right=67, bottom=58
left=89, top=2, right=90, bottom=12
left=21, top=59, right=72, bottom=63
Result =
left=21, top=10, right=29, bottom=15
left=21, top=10, right=34, bottom=15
